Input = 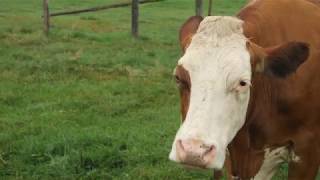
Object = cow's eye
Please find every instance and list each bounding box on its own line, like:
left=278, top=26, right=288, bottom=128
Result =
left=233, top=79, right=250, bottom=93
left=239, top=80, right=247, bottom=87
left=175, top=75, right=181, bottom=84
left=175, top=75, right=189, bottom=89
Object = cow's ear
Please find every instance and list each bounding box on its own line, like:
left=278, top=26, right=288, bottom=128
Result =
left=179, top=16, right=203, bottom=53
left=247, top=41, right=309, bottom=78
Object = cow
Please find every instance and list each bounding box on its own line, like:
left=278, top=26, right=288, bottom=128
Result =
left=169, top=0, right=320, bottom=179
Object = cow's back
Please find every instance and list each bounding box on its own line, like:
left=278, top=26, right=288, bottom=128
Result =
left=239, top=0, right=320, bottom=48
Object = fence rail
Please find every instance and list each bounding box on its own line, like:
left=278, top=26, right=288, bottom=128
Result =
left=49, top=0, right=163, bottom=17
left=42, top=0, right=213, bottom=37
left=42, top=0, right=164, bottom=37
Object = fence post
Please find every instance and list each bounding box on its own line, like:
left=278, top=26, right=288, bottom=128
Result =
left=208, top=0, right=213, bottom=16
left=131, top=0, right=139, bottom=38
left=43, top=0, right=50, bottom=36
left=195, top=0, right=203, bottom=17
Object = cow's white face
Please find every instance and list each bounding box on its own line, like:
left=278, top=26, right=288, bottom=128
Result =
left=169, top=16, right=252, bottom=169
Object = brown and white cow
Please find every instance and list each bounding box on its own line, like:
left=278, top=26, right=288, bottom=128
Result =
left=169, top=0, right=320, bottom=179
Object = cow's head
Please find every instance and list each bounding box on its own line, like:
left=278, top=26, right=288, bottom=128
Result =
left=169, top=16, right=309, bottom=169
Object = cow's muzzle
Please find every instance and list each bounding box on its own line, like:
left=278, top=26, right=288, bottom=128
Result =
left=176, top=139, right=216, bottom=168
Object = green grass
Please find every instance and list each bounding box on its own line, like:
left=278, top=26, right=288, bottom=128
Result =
left=0, top=0, right=312, bottom=179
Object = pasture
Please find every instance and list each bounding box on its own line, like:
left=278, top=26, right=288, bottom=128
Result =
left=0, top=0, right=312, bottom=179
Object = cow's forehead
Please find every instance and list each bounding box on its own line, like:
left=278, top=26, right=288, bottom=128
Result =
left=190, top=16, right=245, bottom=48
left=178, top=16, right=251, bottom=82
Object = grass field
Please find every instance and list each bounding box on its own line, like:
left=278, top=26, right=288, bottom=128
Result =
left=0, top=0, right=316, bottom=179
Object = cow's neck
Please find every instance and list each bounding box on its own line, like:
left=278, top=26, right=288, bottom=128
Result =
left=228, top=75, right=293, bottom=179
left=239, top=8, right=300, bottom=150
left=246, top=74, right=294, bottom=150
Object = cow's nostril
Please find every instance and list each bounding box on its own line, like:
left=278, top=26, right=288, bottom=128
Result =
left=200, top=144, right=214, bottom=151
left=208, top=145, right=214, bottom=152
left=177, top=140, right=183, bottom=150
left=176, top=140, right=187, bottom=161
left=202, top=145, right=216, bottom=164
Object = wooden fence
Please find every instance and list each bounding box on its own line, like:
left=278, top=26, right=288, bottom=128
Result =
left=42, top=0, right=213, bottom=38
left=196, top=0, right=213, bottom=16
